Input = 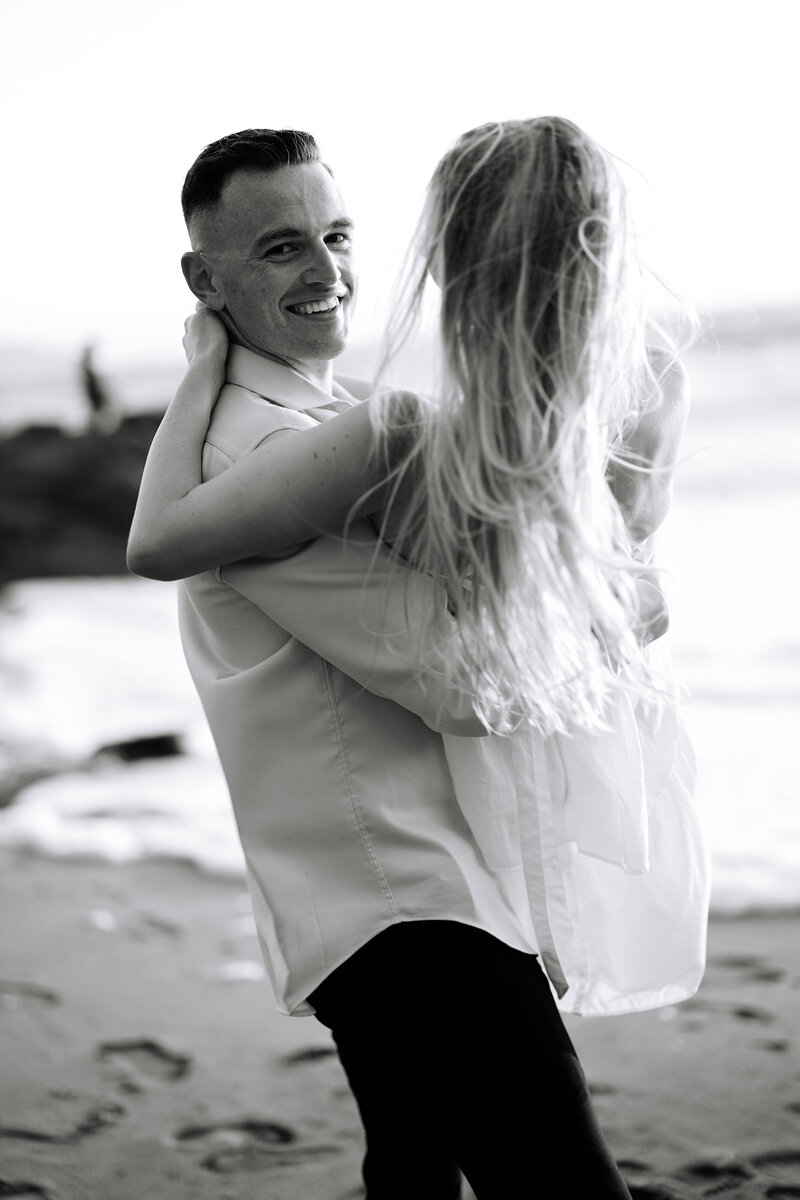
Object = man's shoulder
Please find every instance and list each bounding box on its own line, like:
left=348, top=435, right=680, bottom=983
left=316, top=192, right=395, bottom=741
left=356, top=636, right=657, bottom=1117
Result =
left=204, top=382, right=318, bottom=472
left=333, top=373, right=372, bottom=402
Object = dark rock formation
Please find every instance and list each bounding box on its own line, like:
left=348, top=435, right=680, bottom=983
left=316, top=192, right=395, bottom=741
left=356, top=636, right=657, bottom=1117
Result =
left=0, top=413, right=162, bottom=585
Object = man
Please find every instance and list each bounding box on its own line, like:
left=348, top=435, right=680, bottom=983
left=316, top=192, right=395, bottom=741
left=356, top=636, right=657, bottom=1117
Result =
left=171, top=129, right=607, bottom=1198
left=174, top=126, right=537, bottom=1009
left=129, top=127, right=683, bottom=1198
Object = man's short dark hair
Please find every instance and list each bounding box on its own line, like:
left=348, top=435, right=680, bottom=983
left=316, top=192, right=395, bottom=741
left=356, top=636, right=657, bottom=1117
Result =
left=181, top=128, right=322, bottom=227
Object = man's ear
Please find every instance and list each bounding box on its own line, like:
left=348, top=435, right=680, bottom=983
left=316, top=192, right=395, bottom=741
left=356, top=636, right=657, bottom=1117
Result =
left=181, top=251, right=226, bottom=311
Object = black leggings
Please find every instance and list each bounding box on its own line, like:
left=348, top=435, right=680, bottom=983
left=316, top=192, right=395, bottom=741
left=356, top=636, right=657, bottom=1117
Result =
left=308, top=921, right=632, bottom=1199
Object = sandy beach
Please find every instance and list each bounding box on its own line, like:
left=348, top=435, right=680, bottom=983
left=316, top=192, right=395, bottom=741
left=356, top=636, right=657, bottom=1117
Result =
left=1, top=849, right=799, bottom=1200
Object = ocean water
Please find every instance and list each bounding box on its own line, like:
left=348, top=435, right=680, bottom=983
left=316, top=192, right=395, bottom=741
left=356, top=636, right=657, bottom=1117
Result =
left=0, top=334, right=798, bottom=914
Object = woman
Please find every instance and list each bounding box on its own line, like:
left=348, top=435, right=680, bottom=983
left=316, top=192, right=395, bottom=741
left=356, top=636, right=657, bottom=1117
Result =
left=129, top=118, right=707, bottom=1198
left=129, top=117, right=688, bottom=734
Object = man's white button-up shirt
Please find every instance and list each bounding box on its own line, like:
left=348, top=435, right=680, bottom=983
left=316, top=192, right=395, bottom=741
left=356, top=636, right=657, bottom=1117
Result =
left=178, top=346, right=537, bottom=1016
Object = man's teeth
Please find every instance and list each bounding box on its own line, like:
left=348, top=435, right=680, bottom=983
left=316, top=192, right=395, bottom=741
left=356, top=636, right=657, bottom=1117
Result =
left=291, top=297, right=340, bottom=315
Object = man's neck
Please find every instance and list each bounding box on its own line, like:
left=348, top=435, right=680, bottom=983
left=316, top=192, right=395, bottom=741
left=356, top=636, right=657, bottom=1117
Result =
left=230, top=335, right=333, bottom=393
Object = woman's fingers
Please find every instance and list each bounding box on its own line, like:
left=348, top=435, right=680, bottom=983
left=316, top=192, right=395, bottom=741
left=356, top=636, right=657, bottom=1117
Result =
left=182, top=307, right=229, bottom=364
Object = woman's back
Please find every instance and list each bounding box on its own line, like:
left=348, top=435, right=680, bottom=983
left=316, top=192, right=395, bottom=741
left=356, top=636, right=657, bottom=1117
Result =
left=366, top=116, right=689, bottom=734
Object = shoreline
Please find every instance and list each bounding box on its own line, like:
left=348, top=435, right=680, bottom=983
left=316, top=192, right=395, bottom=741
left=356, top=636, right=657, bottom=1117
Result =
left=2, top=851, right=799, bottom=1199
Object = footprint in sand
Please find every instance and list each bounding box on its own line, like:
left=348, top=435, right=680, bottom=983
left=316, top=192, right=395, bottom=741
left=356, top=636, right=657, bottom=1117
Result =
left=617, top=1161, right=687, bottom=1200
left=752, top=1150, right=800, bottom=1188
left=174, top=1119, right=340, bottom=1173
left=127, top=912, right=183, bottom=943
left=625, top=1184, right=686, bottom=1199
left=97, top=1038, right=191, bottom=1092
left=72, top=1105, right=128, bottom=1137
left=675, top=1156, right=756, bottom=1195
left=0, top=981, right=60, bottom=1011
left=617, top=1159, right=654, bottom=1175
left=0, top=1103, right=125, bottom=1145
left=587, top=1081, right=617, bottom=1097
left=0, top=1183, right=55, bottom=1199
left=708, top=955, right=787, bottom=985
left=682, top=998, right=774, bottom=1024
left=282, top=1045, right=338, bottom=1065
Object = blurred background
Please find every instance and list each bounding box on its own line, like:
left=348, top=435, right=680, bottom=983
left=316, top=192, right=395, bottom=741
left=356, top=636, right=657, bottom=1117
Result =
left=1, top=0, right=798, bottom=917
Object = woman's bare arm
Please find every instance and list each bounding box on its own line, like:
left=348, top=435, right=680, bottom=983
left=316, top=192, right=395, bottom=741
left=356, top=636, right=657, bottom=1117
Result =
left=129, top=305, right=688, bottom=600
left=127, top=309, right=397, bottom=581
left=128, top=308, right=229, bottom=577
left=129, top=399, right=392, bottom=580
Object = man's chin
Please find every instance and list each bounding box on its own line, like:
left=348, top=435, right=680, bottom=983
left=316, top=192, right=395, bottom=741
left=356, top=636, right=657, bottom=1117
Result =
left=297, top=326, right=350, bottom=362
left=231, top=321, right=351, bottom=369
left=325, top=330, right=350, bottom=360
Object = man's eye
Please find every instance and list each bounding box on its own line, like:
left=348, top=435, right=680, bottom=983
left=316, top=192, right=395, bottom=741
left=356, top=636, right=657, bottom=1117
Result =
left=327, top=233, right=352, bottom=249
left=263, top=244, right=296, bottom=259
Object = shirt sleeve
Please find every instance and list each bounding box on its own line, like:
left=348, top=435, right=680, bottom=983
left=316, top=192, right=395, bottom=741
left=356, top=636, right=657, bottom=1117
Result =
left=219, top=527, right=488, bottom=738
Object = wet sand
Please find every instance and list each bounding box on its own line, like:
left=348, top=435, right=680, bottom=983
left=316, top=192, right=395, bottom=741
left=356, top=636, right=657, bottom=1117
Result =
left=1, top=849, right=799, bottom=1199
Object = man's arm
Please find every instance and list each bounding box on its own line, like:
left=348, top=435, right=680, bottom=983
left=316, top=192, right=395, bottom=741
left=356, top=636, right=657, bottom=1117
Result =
left=220, top=528, right=489, bottom=738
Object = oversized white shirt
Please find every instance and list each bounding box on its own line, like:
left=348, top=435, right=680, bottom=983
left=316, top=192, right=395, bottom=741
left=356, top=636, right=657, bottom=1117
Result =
left=178, top=346, right=538, bottom=1016
left=445, top=691, right=710, bottom=1016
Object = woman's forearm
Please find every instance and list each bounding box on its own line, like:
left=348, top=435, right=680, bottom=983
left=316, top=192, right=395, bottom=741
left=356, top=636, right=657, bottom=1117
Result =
left=127, top=346, right=226, bottom=579
left=127, top=394, right=392, bottom=581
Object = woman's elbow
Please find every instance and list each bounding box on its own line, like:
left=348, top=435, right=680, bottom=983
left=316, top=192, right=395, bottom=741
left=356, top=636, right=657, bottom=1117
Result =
left=125, top=534, right=181, bottom=582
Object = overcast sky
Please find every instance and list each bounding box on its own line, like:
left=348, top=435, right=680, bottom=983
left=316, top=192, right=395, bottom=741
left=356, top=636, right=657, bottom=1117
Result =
left=2, top=0, right=796, bottom=367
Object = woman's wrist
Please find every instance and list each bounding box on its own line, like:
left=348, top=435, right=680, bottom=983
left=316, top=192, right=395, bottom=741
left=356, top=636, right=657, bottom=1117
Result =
left=183, top=349, right=226, bottom=395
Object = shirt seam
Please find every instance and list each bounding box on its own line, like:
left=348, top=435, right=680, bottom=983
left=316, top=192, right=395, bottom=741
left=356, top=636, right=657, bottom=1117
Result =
left=206, top=421, right=300, bottom=466
left=321, top=658, right=400, bottom=918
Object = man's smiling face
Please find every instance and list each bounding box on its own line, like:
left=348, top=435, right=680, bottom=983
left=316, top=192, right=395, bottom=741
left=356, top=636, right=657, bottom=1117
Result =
left=196, top=161, right=356, bottom=380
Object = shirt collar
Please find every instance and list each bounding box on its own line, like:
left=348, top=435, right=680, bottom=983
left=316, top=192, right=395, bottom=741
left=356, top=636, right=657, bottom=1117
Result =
left=226, top=344, right=349, bottom=411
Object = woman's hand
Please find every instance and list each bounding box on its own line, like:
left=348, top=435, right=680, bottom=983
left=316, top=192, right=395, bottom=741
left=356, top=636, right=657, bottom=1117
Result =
left=183, top=304, right=229, bottom=387
left=636, top=568, right=669, bottom=646
left=127, top=306, right=231, bottom=578
left=172, top=305, right=229, bottom=421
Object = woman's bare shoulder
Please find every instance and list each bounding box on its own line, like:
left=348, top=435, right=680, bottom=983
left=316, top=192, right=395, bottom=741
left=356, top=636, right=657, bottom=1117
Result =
left=376, top=389, right=432, bottom=458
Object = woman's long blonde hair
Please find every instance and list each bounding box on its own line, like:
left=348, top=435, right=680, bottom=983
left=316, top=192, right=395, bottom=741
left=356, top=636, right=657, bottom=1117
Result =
left=369, top=117, right=683, bottom=735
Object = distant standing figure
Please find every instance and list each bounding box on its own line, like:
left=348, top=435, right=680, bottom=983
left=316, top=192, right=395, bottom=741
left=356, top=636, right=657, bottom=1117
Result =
left=80, top=344, right=119, bottom=434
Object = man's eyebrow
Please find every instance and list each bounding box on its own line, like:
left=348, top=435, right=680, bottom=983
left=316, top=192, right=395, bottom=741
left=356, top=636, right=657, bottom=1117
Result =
left=253, top=226, right=304, bottom=249
left=252, top=217, right=354, bottom=250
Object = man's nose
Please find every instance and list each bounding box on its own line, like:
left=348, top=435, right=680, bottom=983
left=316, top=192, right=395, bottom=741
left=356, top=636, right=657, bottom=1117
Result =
left=302, top=242, right=341, bottom=286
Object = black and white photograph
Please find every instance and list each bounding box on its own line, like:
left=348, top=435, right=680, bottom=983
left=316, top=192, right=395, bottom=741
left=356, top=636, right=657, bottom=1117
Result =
left=1, top=2, right=798, bottom=1197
